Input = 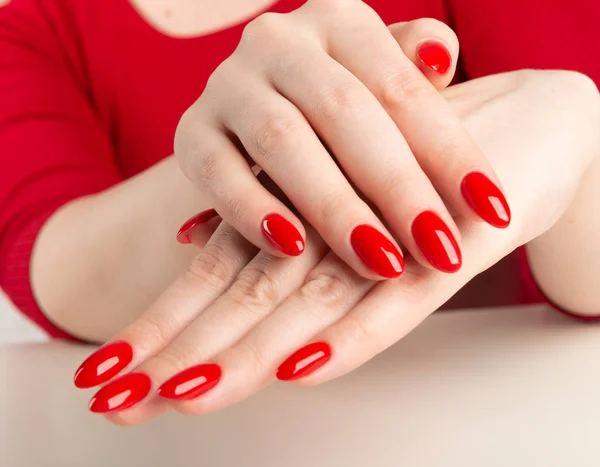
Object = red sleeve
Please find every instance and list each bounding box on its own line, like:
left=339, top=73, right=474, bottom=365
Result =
left=0, top=0, right=122, bottom=339
left=517, top=246, right=600, bottom=322
left=448, top=0, right=600, bottom=320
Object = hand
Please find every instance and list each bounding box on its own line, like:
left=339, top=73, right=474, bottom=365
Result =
left=174, top=0, right=511, bottom=280
left=73, top=69, right=600, bottom=425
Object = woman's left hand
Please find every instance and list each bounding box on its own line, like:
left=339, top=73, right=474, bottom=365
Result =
left=76, top=69, right=599, bottom=425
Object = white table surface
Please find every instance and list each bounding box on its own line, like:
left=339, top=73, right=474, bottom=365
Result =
left=1, top=305, right=599, bottom=467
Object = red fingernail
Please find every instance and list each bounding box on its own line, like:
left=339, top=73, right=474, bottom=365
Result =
left=177, top=209, right=219, bottom=244
left=412, top=211, right=462, bottom=273
left=277, top=342, right=332, bottom=381
left=88, top=373, right=151, bottom=413
left=417, top=41, right=452, bottom=75
left=157, top=363, right=222, bottom=401
left=461, top=172, right=511, bottom=228
left=350, top=225, right=404, bottom=278
left=261, top=213, right=305, bottom=256
left=74, top=341, right=133, bottom=389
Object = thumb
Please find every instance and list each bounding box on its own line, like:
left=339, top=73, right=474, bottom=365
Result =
left=388, top=18, right=460, bottom=91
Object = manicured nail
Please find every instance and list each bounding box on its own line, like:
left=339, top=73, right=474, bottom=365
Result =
left=461, top=172, right=511, bottom=228
left=350, top=225, right=404, bottom=278
left=157, top=363, right=222, bottom=401
left=412, top=211, right=462, bottom=273
left=176, top=209, right=219, bottom=244
left=74, top=341, right=133, bottom=389
left=277, top=342, right=332, bottom=381
left=88, top=373, right=151, bottom=413
left=417, top=41, right=452, bottom=75
left=261, top=213, right=305, bottom=256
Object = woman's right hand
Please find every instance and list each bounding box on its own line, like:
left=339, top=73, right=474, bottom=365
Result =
left=174, top=0, right=511, bottom=280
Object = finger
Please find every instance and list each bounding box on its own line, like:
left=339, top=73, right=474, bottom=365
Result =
left=102, top=228, right=328, bottom=425
left=73, top=222, right=257, bottom=391
left=266, top=42, right=462, bottom=273
left=292, top=222, right=500, bottom=386
left=158, top=251, right=374, bottom=416
left=388, top=18, right=459, bottom=90
left=307, top=1, right=511, bottom=229
left=219, top=76, right=405, bottom=280
left=175, top=209, right=221, bottom=246
left=175, top=107, right=306, bottom=258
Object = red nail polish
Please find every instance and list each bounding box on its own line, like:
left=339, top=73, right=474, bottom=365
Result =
left=461, top=172, right=511, bottom=228
left=412, top=211, right=462, bottom=273
left=417, top=41, right=452, bottom=75
left=74, top=341, right=133, bottom=389
left=177, top=209, right=219, bottom=244
left=157, top=363, right=222, bottom=401
left=261, top=213, right=305, bottom=256
left=350, top=225, right=404, bottom=278
left=277, top=342, right=332, bottom=381
left=88, top=373, right=151, bottom=413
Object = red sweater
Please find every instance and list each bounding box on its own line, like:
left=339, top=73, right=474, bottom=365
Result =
left=0, top=0, right=598, bottom=339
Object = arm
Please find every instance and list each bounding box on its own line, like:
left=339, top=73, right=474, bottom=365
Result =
left=0, top=0, right=210, bottom=343
left=449, top=0, right=600, bottom=318
left=31, top=157, right=214, bottom=342
left=527, top=126, right=600, bottom=316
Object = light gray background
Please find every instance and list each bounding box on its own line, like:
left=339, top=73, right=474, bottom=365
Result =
left=0, top=292, right=45, bottom=344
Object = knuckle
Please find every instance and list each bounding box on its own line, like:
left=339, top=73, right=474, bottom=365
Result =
left=314, top=189, right=350, bottom=225
left=372, top=167, right=420, bottom=202
left=184, top=244, right=234, bottom=290
left=236, top=342, right=270, bottom=373
left=299, top=271, right=352, bottom=309
left=242, top=12, right=287, bottom=43
left=341, top=314, right=375, bottom=347
left=319, top=83, right=364, bottom=122
left=226, top=193, right=248, bottom=224
left=134, top=314, right=171, bottom=349
left=174, top=118, right=221, bottom=188
left=174, top=109, right=201, bottom=165
left=427, top=138, right=468, bottom=166
left=379, top=68, right=432, bottom=110
left=203, top=59, right=237, bottom=95
left=148, top=346, right=196, bottom=375
left=228, top=266, right=281, bottom=313
left=193, top=149, right=220, bottom=188
left=250, top=115, right=298, bottom=163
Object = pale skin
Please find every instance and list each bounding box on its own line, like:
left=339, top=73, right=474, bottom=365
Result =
left=93, top=67, right=599, bottom=426
left=24, top=0, right=599, bottom=420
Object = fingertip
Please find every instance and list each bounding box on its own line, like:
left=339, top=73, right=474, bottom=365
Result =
left=176, top=209, right=220, bottom=245
left=416, top=40, right=453, bottom=76
left=389, top=18, right=459, bottom=90
left=261, top=213, right=306, bottom=256
left=350, top=224, right=404, bottom=279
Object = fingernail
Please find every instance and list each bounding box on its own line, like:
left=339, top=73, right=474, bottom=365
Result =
left=461, top=172, right=511, bottom=228
left=261, top=213, right=305, bottom=256
left=417, top=41, right=452, bottom=75
left=277, top=342, right=332, bottom=381
left=88, top=373, right=151, bottom=413
left=350, top=225, right=404, bottom=278
left=412, top=211, right=462, bottom=273
left=176, top=209, right=219, bottom=244
left=157, top=363, right=222, bottom=401
left=74, top=341, right=133, bottom=389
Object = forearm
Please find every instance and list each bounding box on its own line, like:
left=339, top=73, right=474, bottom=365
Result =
left=527, top=151, right=600, bottom=316
left=31, top=156, right=212, bottom=342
